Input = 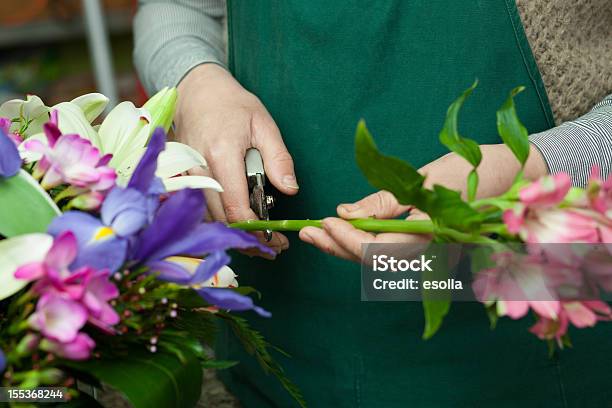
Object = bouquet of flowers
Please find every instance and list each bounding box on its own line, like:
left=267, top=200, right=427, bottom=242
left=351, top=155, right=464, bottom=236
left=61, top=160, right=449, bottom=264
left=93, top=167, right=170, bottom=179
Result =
left=234, top=82, right=612, bottom=351
left=0, top=91, right=303, bottom=406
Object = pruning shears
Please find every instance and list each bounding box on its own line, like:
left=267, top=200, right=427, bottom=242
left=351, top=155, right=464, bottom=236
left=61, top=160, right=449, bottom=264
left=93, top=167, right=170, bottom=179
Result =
left=245, top=148, right=275, bottom=241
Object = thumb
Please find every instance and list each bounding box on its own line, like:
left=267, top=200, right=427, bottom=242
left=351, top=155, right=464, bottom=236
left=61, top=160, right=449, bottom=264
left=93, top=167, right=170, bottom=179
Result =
left=337, top=190, right=412, bottom=219
left=251, top=115, right=299, bottom=196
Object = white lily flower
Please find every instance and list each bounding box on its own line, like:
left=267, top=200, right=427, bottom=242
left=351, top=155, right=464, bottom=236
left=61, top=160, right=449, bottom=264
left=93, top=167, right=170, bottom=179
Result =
left=13, top=89, right=221, bottom=193
left=165, top=256, right=239, bottom=288
left=0, top=233, right=53, bottom=301
left=0, top=95, right=49, bottom=137
left=70, top=93, right=109, bottom=123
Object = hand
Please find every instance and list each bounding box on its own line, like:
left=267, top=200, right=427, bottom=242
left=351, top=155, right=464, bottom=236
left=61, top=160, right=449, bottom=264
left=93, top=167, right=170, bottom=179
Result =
left=175, top=64, right=299, bottom=258
left=299, top=190, right=431, bottom=262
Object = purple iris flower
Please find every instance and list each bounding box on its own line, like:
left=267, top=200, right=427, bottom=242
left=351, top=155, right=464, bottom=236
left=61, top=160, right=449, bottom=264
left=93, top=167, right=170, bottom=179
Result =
left=0, top=126, right=21, bottom=178
left=46, top=128, right=169, bottom=272
left=48, top=187, right=148, bottom=272
left=0, top=348, right=6, bottom=373
left=51, top=127, right=275, bottom=316
left=133, top=188, right=275, bottom=317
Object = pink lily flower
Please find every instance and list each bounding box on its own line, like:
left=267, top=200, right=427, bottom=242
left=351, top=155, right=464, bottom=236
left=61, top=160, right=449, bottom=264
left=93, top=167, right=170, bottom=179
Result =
left=40, top=332, right=96, bottom=361
left=15, top=231, right=86, bottom=298
left=81, top=270, right=120, bottom=332
left=15, top=231, right=120, bottom=333
left=472, top=251, right=561, bottom=320
left=24, top=111, right=116, bottom=191
left=503, top=173, right=600, bottom=244
left=28, top=294, right=88, bottom=343
left=586, top=166, right=612, bottom=218
left=529, top=300, right=612, bottom=346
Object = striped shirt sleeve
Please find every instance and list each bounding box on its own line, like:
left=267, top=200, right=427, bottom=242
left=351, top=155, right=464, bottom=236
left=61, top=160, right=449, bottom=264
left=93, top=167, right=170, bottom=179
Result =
left=530, top=94, right=612, bottom=187
left=133, top=0, right=227, bottom=95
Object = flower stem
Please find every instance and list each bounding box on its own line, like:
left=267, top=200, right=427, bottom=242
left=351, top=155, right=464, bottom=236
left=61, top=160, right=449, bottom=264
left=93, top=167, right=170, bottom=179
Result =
left=230, top=219, right=503, bottom=244
left=230, top=219, right=436, bottom=233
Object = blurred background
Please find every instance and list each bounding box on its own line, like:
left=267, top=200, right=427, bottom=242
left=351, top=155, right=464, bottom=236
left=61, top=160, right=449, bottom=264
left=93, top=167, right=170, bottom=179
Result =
left=0, top=0, right=145, bottom=108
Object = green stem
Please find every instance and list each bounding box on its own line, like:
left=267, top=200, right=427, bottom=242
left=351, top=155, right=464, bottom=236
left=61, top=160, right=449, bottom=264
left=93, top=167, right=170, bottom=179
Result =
left=230, top=219, right=435, bottom=234
left=230, top=219, right=501, bottom=244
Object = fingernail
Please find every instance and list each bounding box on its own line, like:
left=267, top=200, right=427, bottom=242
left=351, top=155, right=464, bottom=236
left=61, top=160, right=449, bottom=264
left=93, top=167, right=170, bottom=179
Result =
left=282, top=175, right=299, bottom=189
left=339, top=203, right=359, bottom=213
left=301, top=232, right=313, bottom=244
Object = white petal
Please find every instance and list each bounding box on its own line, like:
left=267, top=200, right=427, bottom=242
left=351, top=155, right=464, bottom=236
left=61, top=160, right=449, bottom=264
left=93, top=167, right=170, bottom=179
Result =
left=162, top=175, right=223, bottom=192
left=0, top=233, right=53, bottom=301
left=98, top=101, right=151, bottom=156
left=109, top=123, right=151, bottom=167
left=0, top=95, right=50, bottom=136
left=53, top=102, right=101, bottom=147
left=70, top=93, right=109, bottom=123
left=18, top=132, right=47, bottom=163
left=156, top=142, right=207, bottom=178
left=112, top=147, right=145, bottom=186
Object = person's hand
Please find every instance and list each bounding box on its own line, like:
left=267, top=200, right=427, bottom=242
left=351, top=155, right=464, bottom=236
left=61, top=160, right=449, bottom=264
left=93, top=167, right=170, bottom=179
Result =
left=298, top=143, right=549, bottom=262
left=299, top=191, right=431, bottom=262
left=175, top=64, right=299, bottom=258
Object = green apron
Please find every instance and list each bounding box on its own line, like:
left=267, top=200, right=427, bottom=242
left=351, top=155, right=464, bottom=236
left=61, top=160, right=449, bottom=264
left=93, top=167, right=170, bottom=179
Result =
left=218, top=1, right=611, bottom=406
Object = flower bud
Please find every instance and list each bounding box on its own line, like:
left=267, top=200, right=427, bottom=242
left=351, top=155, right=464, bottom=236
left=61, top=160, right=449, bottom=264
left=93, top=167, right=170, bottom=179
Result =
left=142, top=87, right=177, bottom=135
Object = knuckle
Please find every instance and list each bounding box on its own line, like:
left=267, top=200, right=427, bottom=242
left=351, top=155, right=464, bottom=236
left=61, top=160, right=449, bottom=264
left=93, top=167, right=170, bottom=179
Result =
left=224, top=204, right=246, bottom=222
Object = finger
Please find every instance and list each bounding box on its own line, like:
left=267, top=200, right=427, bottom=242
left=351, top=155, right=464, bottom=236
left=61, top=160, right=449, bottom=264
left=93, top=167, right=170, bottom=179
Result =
left=206, top=143, right=258, bottom=223
left=250, top=114, right=299, bottom=195
left=321, top=217, right=378, bottom=260
left=254, top=230, right=290, bottom=252
left=337, top=190, right=411, bottom=220
left=299, top=226, right=359, bottom=262
left=188, top=166, right=228, bottom=222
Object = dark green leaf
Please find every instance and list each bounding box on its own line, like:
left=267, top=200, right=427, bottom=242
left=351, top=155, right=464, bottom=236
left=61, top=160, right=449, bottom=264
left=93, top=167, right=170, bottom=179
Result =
left=496, top=86, right=530, bottom=166
left=355, top=120, right=427, bottom=207
left=201, top=360, right=239, bottom=370
left=421, top=245, right=451, bottom=339
left=438, top=81, right=482, bottom=168
left=485, top=304, right=498, bottom=330
left=64, top=345, right=203, bottom=408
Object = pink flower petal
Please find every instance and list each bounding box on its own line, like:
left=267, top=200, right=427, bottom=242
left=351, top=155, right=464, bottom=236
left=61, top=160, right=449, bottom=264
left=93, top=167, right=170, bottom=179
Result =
left=14, top=262, right=45, bottom=281
left=30, top=295, right=88, bottom=343
left=45, top=231, right=78, bottom=271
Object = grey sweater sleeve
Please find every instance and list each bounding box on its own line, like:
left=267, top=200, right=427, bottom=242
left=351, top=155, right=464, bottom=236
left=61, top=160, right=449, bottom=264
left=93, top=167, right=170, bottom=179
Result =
left=530, top=94, right=612, bottom=187
left=133, top=0, right=227, bottom=95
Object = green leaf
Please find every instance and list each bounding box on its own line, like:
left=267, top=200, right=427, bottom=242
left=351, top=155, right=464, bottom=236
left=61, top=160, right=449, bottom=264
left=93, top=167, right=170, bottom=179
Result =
left=355, top=120, right=427, bottom=206
left=422, top=300, right=451, bottom=340
left=496, top=86, right=530, bottom=166
left=421, top=245, right=451, bottom=339
left=64, top=345, right=203, bottom=408
left=354, top=121, right=482, bottom=231
left=427, top=185, right=483, bottom=231
left=0, top=170, right=60, bottom=237
left=201, top=360, right=239, bottom=370
left=438, top=81, right=482, bottom=168
left=467, top=170, right=478, bottom=202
